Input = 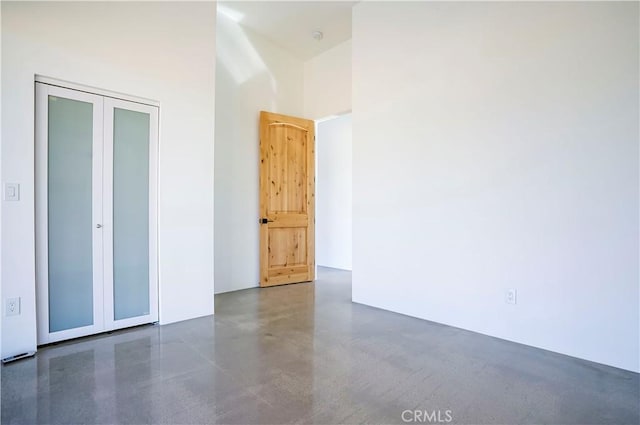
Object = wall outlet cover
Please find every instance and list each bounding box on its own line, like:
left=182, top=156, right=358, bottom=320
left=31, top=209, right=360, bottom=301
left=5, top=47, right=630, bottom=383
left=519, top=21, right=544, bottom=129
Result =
left=6, top=297, right=21, bottom=316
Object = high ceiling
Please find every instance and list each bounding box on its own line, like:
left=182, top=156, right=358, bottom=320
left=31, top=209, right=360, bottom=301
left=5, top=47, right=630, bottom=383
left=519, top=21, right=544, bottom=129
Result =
left=218, top=1, right=356, bottom=61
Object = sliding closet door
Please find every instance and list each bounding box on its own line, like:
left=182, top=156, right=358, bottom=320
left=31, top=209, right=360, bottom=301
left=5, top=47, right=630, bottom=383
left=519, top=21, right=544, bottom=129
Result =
left=103, top=99, right=159, bottom=330
left=37, top=82, right=159, bottom=344
left=36, top=84, right=105, bottom=344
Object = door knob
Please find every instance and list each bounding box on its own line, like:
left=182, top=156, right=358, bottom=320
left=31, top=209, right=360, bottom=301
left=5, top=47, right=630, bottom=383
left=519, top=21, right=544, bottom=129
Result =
left=96, top=224, right=102, bottom=228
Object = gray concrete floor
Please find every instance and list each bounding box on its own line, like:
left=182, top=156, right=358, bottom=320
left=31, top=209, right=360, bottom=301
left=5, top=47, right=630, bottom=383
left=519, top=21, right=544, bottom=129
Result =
left=2, top=267, right=638, bottom=424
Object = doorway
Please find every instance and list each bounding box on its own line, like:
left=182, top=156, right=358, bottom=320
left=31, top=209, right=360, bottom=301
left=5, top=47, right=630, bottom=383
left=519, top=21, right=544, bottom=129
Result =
left=35, top=82, right=159, bottom=344
left=316, top=113, right=352, bottom=271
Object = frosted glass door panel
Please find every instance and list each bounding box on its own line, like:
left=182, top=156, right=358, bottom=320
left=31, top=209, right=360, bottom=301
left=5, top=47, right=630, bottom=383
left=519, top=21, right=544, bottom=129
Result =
left=113, top=108, right=150, bottom=320
left=48, top=96, right=94, bottom=332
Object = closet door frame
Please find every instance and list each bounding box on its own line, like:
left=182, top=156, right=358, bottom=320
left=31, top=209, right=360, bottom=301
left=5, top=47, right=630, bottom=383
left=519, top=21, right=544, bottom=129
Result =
left=103, top=98, right=159, bottom=331
left=35, top=81, right=160, bottom=345
left=35, top=83, right=106, bottom=345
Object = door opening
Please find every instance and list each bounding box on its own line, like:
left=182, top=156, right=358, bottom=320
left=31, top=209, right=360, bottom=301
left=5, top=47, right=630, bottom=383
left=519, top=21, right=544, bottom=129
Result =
left=315, top=113, right=352, bottom=272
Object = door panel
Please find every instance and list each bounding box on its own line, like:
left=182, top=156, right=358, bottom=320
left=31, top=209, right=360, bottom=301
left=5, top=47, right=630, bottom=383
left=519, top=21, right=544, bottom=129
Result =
left=268, top=228, right=307, bottom=266
left=267, top=124, right=307, bottom=213
left=36, top=84, right=105, bottom=344
left=259, top=111, right=315, bottom=287
left=47, top=95, right=94, bottom=332
left=112, top=108, right=150, bottom=320
left=103, top=98, right=159, bottom=331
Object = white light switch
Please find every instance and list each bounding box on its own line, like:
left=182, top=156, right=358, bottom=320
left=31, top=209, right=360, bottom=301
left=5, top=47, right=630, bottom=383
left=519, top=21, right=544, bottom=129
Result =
left=3, top=183, right=20, bottom=201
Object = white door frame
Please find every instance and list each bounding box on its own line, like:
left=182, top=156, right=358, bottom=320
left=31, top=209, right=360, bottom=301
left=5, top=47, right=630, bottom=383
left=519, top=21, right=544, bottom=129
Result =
left=35, top=82, right=159, bottom=345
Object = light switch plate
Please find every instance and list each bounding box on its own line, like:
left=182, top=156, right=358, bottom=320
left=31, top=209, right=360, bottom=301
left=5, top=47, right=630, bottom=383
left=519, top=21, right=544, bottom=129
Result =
left=3, top=183, right=20, bottom=201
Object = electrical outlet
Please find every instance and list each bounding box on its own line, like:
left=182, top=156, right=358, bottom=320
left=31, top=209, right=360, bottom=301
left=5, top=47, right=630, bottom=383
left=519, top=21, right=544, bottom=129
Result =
left=506, top=289, right=517, bottom=305
left=6, top=297, right=20, bottom=316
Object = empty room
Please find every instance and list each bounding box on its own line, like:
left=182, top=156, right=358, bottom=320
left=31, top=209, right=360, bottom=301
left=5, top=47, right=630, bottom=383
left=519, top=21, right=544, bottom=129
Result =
left=1, top=1, right=638, bottom=424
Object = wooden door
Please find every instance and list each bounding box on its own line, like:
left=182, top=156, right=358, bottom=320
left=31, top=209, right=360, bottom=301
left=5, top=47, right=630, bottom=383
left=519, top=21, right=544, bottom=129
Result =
left=259, top=111, right=315, bottom=287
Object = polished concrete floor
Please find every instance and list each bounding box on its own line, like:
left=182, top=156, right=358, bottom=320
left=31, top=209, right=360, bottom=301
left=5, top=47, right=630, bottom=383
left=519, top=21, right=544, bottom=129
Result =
left=2, top=267, right=639, bottom=424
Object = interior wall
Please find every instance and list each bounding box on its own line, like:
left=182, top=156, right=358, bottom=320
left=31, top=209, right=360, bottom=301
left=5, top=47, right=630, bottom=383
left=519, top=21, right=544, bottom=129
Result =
left=317, top=114, right=352, bottom=270
left=1, top=1, right=216, bottom=359
left=214, top=10, right=304, bottom=294
left=0, top=0, right=3, bottom=359
left=304, top=39, right=352, bottom=120
left=352, top=1, right=639, bottom=372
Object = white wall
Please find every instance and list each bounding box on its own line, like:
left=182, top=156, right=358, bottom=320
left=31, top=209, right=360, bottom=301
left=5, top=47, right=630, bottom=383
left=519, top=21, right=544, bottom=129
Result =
left=214, top=11, right=304, bottom=294
left=1, top=1, right=216, bottom=359
left=352, top=2, right=639, bottom=372
left=304, top=40, right=351, bottom=120
left=317, top=114, right=352, bottom=270
left=0, top=1, right=3, bottom=359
